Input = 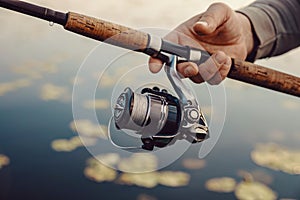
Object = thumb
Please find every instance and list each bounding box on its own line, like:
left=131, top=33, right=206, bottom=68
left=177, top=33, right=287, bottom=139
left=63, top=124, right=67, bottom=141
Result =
left=193, top=3, right=231, bottom=35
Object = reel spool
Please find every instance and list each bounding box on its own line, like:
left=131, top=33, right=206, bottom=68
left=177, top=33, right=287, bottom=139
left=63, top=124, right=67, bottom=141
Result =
left=109, top=55, right=209, bottom=151
left=114, top=86, right=181, bottom=150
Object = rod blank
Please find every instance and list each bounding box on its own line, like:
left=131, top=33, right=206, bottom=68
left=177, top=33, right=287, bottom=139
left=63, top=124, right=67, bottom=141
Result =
left=0, top=0, right=66, bottom=25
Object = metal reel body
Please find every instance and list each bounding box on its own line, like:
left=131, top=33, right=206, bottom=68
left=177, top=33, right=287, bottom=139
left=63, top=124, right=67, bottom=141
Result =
left=112, top=55, right=209, bottom=151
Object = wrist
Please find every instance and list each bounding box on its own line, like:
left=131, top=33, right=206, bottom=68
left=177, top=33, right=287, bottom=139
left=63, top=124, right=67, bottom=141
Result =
left=237, top=12, right=254, bottom=56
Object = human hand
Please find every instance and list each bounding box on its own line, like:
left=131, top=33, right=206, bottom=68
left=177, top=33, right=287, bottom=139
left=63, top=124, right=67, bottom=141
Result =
left=149, top=2, right=254, bottom=85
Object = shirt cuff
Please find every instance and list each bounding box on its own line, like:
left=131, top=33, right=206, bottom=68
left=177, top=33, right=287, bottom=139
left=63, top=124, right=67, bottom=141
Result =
left=237, top=6, right=276, bottom=61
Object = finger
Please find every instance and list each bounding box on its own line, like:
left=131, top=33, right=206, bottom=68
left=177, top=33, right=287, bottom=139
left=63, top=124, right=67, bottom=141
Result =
left=189, top=74, right=204, bottom=84
left=177, top=62, right=204, bottom=83
left=176, top=62, right=207, bottom=83
left=177, top=62, right=199, bottom=77
left=148, top=57, right=164, bottom=73
left=193, top=2, right=231, bottom=35
left=148, top=31, right=180, bottom=74
left=207, top=53, right=231, bottom=85
left=198, top=51, right=230, bottom=81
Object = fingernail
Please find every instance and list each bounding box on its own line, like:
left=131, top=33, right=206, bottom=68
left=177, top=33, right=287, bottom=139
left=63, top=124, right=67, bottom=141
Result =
left=149, top=63, right=162, bottom=73
left=196, top=21, right=208, bottom=27
left=215, top=52, right=225, bottom=64
left=184, top=66, right=195, bottom=76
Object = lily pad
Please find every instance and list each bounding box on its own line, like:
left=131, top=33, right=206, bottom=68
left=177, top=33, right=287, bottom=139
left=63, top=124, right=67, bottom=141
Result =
left=51, top=136, right=97, bottom=152
left=235, top=181, right=277, bottom=200
left=136, top=194, right=157, bottom=200
left=84, top=157, right=117, bottom=182
left=205, top=177, right=236, bottom=193
left=96, top=153, right=120, bottom=166
left=238, top=170, right=273, bottom=185
left=158, top=171, right=190, bottom=187
left=40, top=83, right=70, bottom=101
left=118, top=153, right=158, bottom=173
left=251, top=143, right=300, bottom=175
left=51, top=138, right=76, bottom=152
left=70, top=120, right=108, bottom=139
left=182, top=158, right=206, bottom=170
left=83, top=99, right=110, bottom=110
left=117, top=172, right=159, bottom=188
left=0, top=154, right=10, bottom=169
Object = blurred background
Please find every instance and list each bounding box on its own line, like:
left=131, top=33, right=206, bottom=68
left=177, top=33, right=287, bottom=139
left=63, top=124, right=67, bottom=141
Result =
left=0, top=0, right=299, bottom=199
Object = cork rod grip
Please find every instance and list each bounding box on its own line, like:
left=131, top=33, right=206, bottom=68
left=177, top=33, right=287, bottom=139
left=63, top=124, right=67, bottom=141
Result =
left=64, top=13, right=300, bottom=97
left=64, top=12, right=149, bottom=51
left=229, top=59, right=300, bottom=97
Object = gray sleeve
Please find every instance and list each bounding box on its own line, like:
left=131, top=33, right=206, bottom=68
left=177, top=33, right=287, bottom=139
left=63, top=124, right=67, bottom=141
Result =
left=237, top=0, right=300, bottom=61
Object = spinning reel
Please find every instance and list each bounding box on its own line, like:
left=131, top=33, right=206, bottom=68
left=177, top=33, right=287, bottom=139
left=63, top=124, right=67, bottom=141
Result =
left=110, top=55, right=209, bottom=151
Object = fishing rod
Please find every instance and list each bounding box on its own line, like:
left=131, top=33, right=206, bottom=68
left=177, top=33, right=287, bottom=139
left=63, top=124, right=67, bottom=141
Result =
left=1, top=0, right=300, bottom=151
left=0, top=0, right=300, bottom=97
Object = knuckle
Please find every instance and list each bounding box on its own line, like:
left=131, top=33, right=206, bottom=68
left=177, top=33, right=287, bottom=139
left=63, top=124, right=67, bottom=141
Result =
left=210, top=2, right=230, bottom=10
left=220, top=70, right=229, bottom=78
left=202, top=13, right=215, bottom=21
